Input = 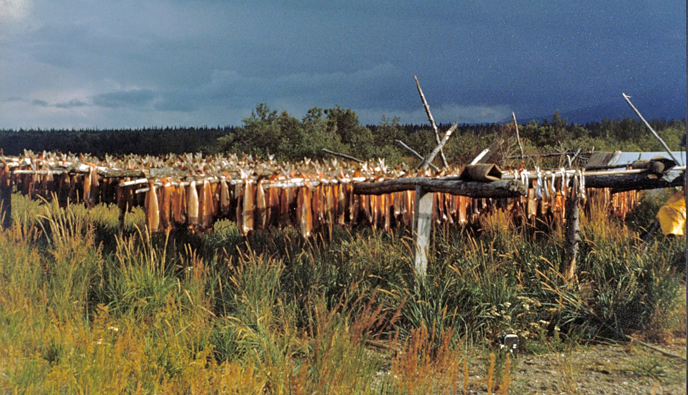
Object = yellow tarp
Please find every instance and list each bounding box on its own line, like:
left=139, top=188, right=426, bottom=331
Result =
left=657, top=190, right=686, bottom=236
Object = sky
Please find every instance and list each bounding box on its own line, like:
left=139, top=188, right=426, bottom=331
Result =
left=0, top=0, right=685, bottom=129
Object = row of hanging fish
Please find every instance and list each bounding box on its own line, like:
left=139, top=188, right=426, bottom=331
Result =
left=137, top=177, right=639, bottom=237
left=1, top=151, right=641, bottom=237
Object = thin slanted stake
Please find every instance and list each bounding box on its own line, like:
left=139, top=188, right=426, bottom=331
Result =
left=418, top=122, right=458, bottom=170
left=622, top=93, right=680, bottom=164
left=414, top=75, right=448, bottom=168
left=563, top=177, right=581, bottom=283
left=512, top=112, right=524, bottom=161
left=395, top=140, right=439, bottom=171
left=470, top=149, right=490, bottom=165
left=321, top=149, right=363, bottom=164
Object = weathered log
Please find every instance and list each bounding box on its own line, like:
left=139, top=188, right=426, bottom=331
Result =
left=585, top=171, right=684, bottom=192
left=353, top=177, right=526, bottom=198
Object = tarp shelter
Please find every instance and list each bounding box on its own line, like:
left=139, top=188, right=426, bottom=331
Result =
left=586, top=151, right=686, bottom=169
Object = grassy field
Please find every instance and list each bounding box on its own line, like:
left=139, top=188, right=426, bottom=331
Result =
left=0, top=191, right=684, bottom=393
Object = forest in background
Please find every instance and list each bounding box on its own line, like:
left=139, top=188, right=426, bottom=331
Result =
left=1, top=103, right=685, bottom=166
left=0, top=104, right=686, bottom=393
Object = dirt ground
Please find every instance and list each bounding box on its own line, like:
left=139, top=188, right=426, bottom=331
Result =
left=469, top=339, right=687, bottom=394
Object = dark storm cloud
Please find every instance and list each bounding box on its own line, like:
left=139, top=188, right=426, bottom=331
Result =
left=0, top=0, right=684, bottom=128
left=90, top=89, right=158, bottom=109
left=54, top=99, right=88, bottom=109
left=31, top=99, right=49, bottom=107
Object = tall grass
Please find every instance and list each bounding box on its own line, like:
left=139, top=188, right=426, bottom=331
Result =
left=0, top=190, right=683, bottom=392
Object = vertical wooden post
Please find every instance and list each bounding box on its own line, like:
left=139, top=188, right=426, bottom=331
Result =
left=563, top=177, right=580, bottom=283
left=116, top=182, right=126, bottom=236
left=413, top=186, right=433, bottom=277
left=0, top=176, right=11, bottom=229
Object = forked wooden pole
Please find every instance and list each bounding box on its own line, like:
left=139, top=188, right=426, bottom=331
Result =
left=415, top=75, right=449, bottom=168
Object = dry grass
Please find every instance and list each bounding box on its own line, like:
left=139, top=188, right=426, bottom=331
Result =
left=0, top=191, right=683, bottom=393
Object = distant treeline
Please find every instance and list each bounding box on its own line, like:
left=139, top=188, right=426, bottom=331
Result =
left=0, top=103, right=685, bottom=166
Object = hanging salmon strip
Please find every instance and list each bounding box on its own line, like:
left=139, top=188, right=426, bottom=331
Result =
left=220, top=179, right=231, bottom=216
left=187, top=181, right=199, bottom=228
left=235, top=182, right=244, bottom=231
left=458, top=196, right=467, bottom=225
left=382, top=193, right=391, bottom=231
left=82, top=172, right=92, bottom=208
left=392, top=191, right=402, bottom=221
left=89, top=166, right=99, bottom=207
left=527, top=189, right=538, bottom=219
left=171, top=184, right=186, bottom=224
left=160, top=179, right=172, bottom=231
left=325, top=185, right=334, bottom=235
left=242, top=180, right=255, bottom=235
left=267, top=179, right=279, bottom=226
left=211, top=181, right=220, bottom=217
left=312, top=185, right=322, bottom=230
left=336, top=183, right=347, bottom=226
left=297, top=186, right=313, bottom=238
left=145, top=181, right=161, bottom=233
left=198, top=180, right=213, bottom=230
left=256, top=180, right=267, bottom=229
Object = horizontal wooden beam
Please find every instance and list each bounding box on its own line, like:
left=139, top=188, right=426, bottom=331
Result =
left=585, top=171, right=685, bottom=193
left=353, top=177, right=526, bottom=198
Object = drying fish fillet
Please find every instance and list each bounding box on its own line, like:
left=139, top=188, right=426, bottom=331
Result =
left=145, top=181, right=161, bottom=233
left=199, top=180, right=213, bottom=230
left=235, top=182, right=244, bottom=231
left=336, top=184, right=347, bottom=226
left=457, top=196, right=467, bottom=225
left=256, top=181, right=267, bottom=229
left=210, top=182, right=220, bottom=217
left=393, top=192, right=402, bottom=218
left=172, top=184, right=186, bottom=224
left=242, top=180, right=255, bottom=234
left=187, top=181, right=199, bottom=227
left=267, top=180, right=280, bottom=226
left=325, top=185, right=334, bottom=235
left=220, top=179, right=231, bottom=216
left=83, top=172, right=92, bottom=208
left=527, top=189, right=537, bottom=219
left=160, top=179, right=172, bottom=231
left=297, top=186, right=313, bottom=237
